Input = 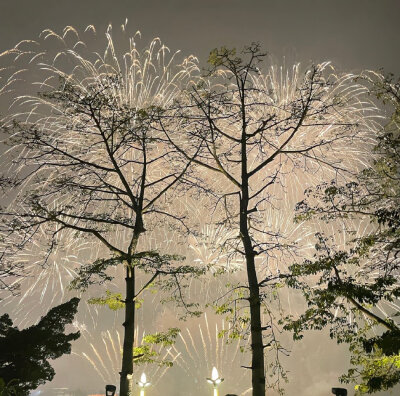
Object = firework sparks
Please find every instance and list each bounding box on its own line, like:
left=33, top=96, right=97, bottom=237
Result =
left=0, top=20, right=390, bottom=396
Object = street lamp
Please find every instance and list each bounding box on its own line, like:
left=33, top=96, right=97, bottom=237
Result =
left=332, top=388, right=347, bottom=396
left=137, top=372, right=150, bottom=396
left=105, top=384, right=116, bottom=396
left=206, top=367, right=224, bottom=396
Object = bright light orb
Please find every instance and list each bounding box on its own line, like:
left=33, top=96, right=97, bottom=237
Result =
left=206, top=366, right=224, bottom=389
left=140, top=373, right=147, bottom=384
left=138, top=372, right=150, bottom=388
left=212, top=367, right=219, bottom=381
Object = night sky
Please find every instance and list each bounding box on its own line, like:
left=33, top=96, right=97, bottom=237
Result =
left=1, top=1, right=399, bottom=395
left=1, top=0, right=399, bottom=72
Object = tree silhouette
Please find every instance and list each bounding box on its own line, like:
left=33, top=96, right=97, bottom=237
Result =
left=285, top=72, right=400, bottom=394
left=0, top=298, right=80, bottom=396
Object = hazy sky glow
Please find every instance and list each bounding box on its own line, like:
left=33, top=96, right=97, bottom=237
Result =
left=0, top=2, right=399, bottom=396
left=1, top=0, right=399, bottom=72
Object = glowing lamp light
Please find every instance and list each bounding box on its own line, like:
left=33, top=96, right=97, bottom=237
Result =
left=137, top=373, right=150, bottom=396
left=206, top=367, right=224, bottom=396
left=212, top=367, right=219, bottom=381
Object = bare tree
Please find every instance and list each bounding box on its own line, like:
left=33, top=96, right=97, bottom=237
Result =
left=0, top=29, right=202, bottom=396
left=0, top=177, right=24, bottom=297
left=162, top=45, right=376, bottom=395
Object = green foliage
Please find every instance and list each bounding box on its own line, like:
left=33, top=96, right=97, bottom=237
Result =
left=88, top=290, right=125, bottom=311
left=0, top=298, right=80, bottom=396
left=142, top=328, right=180, bottom=346
left=135, top=298, right=144, bottom=309
left=340, top=326, right=400, bottom=394
left=208, top=47, right=238, bottom=67
left=133, top=345, right=161, bottom=365
left=75, top=249, right=205, bottom=318
left=208, top=283, right=251, bottom=342
left=69, top=257, right=120, bottom=290
left=286, top=72, right=400, bottom=393
left=133, top=328, right=180, bottom=367
left=0, top=378, right=18, bottom=396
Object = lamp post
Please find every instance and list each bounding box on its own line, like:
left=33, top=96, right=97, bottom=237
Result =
left=206, top=367, right=224, bottom=396
left=332, top=388, right=347, bottom=396
left=137, top=372, right=150, bottom=396
left=105, top=385, right=116, bottom=396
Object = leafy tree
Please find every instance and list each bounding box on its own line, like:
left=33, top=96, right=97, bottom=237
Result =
left=133, top=327, right=180, bottom=367
left=0, top=28, right=202, bottom=396
left=0, top=378, right=18, bottom=396
left=88, top=293, right=181, bottom=367
left=162, top=44, right=373, bottom=395
left=0, top=298, right=80, bottom=396
left=284, top=73, right=400, bottom=394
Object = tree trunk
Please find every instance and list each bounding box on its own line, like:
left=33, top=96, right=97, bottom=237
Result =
left=120, top=216, right=144, bottom=396
left=246, top=255, right=265, bottom=396
left=241, top=176, right=266, bottom=394
left=240, top=210, right=266, bottom=396
left=120, top=265, right=135, bottom=396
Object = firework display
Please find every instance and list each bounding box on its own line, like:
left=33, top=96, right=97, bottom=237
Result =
left=0, top=21, right=395, bottom=396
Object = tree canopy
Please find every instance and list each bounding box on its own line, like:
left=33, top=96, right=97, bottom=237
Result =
left=284, top=72, right=400, bottom=394
left=0, top=298, right=80, bottom=396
